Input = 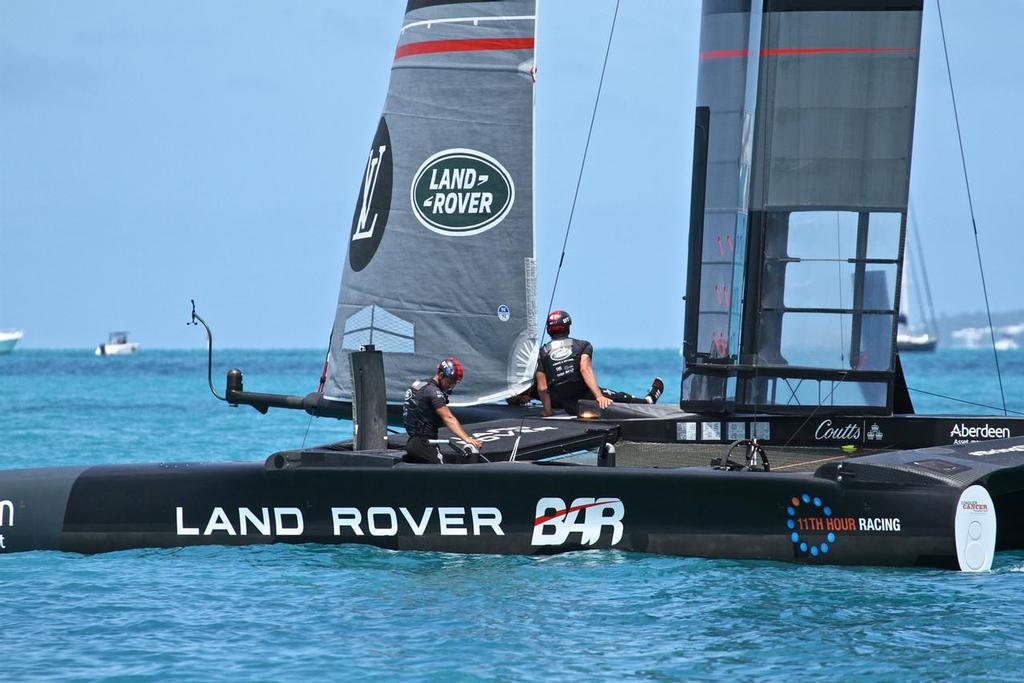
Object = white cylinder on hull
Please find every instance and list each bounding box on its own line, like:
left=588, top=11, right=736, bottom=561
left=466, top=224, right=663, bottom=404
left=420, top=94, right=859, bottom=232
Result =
left=955, top=485, right=997, bottom=572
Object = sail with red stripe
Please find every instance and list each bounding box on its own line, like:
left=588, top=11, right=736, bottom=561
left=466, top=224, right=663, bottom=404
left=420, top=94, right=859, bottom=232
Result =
left=682, top=0, right=925, bottom=415
left=325, top=0, right=537, bottom=406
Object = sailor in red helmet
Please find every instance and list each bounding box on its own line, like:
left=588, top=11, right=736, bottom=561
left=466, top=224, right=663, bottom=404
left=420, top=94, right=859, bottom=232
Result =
left=402, top=357, right=483, bottom=464
left=536, top=310, right=664, bottom=416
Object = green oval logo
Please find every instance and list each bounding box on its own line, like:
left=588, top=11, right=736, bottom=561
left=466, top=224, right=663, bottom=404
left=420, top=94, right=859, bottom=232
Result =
left=411, top=148, right=515, bottom=237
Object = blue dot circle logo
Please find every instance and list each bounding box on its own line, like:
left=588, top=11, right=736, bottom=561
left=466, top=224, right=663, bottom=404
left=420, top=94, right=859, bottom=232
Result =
left=497, top=304, right=511, bottom=322
left=786, top=493, right=839, bottom=559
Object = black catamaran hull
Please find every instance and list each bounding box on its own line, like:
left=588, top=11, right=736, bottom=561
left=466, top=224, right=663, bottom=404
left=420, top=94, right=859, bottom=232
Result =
left=0, top=448, right=1016, bottom=572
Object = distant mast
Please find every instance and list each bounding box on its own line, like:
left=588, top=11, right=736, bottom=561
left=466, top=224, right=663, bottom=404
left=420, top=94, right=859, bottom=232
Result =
left=682, top=0, right=924, bottom=415
left=324, top=1, right=538, bottom=406
left=896, top=210, right=939, bottom=351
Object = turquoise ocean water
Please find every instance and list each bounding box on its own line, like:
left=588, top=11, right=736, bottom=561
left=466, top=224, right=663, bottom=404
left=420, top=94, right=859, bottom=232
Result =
left=3, top=348, right=1024, bottom=680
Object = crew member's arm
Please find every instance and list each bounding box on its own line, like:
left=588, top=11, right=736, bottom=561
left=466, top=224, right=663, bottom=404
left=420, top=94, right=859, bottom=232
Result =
left=436, top=405, right=483, bottom=450
left=580, top=354, right=613, bottom=409
left=535, top=369, right=553, bottom=417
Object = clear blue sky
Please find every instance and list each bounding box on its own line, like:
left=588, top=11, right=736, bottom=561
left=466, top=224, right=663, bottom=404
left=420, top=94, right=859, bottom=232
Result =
left=1, top=1, right=1021, bottom=349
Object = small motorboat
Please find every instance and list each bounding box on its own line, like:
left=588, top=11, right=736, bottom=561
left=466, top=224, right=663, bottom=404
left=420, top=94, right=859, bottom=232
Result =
left=95, top=331, right=140, bottom=356
left=0, top=329, right=23, bottom=355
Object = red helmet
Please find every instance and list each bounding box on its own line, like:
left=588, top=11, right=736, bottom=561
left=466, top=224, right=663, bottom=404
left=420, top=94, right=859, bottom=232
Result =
left=546, top=310, right=572, bottom=336
left=437, top=357, right=464, bottom=383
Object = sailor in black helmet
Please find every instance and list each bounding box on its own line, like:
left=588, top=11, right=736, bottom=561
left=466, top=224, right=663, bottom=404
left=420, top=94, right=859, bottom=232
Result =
left=536, top=310, right=663, bottom=417
left=403, top=357, right=483, bottom=464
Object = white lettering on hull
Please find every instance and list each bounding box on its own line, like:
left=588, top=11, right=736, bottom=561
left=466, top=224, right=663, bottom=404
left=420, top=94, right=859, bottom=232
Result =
left=532, top=497, right=625, bottom=547
left=439, top=507, right=467, bottom=536
left=950, top=423, right=1011, bottom=445
left=176, top=507, right=199, bottom=536
left=330, top=506, right=504, bottom=538
left=176, top=506, right=304, bottom=536
left=179, top=506, right=507, bottom=539
left=204, top=507, right=236, bottom=535
left=400, top=507, right=432, bottom=535
left=857, top=517, right=902, bottom=532
left=332, top=508, right=363, bottom=536
left=0, top=499, right=13, bottom=527
left=463, top=426, right=558, bottom=446
left=471, top=508, right=503, bottom=535
left=814, top=420, right=862, bottom=441
left=239, top=507, right=271, bottom=536
left=367, top=507, right=398, bottom=536
left=275, top=508, right=304, bottom=536
left=0, top=499, right=13, bottom=551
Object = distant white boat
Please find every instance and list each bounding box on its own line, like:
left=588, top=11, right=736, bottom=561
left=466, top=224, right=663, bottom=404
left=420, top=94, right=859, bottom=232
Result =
left=995, top=338, right=1019, bottom=352
left=95, top=331, right=140, bottom=356
left=896, top=212, right=938, bottom=353
left=896, top=328, right=938, bottom=353
left=0, top=329, right=23, bottom=355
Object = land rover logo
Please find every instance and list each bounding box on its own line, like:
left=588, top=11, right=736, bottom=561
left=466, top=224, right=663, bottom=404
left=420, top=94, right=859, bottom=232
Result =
left=349, top=117, right=393, bottom=272
left=411, top=148, right=515, bottom=237
left=549, top=347, right=573, bottom=361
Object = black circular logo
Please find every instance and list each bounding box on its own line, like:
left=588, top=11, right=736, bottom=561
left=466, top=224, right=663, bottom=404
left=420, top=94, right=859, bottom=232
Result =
left=348, top=117, right=392, bottom=272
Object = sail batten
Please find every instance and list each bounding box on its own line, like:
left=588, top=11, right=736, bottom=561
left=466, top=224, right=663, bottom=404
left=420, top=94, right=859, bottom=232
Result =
left=326, top=0, right=537, bottom=406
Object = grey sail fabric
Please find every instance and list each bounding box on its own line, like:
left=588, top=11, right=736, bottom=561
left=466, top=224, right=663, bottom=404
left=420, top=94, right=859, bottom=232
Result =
left=325, top=0, right=537, bottom=406
left=682, top=0, right=924, bottom=415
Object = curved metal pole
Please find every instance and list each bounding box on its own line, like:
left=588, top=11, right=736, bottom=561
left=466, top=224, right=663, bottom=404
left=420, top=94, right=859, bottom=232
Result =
left=188, top=299, right=226, bottom=402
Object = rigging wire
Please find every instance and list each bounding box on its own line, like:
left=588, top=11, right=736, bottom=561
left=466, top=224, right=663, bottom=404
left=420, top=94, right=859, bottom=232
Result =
left=935, top=0, right=1007, bottom=416
left=305, top=330, right=333, bottom=447
left=510, top=0, right=621, bottom=460
left=301, top=413, right=316, bottom=449
left=542, top=0, right=621, bottom=323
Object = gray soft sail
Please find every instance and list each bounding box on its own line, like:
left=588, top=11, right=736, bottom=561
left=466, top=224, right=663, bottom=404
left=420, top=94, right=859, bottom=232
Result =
left=325, top=0, right=537, bottom=406
left=682, top=0, right=924, bottom=415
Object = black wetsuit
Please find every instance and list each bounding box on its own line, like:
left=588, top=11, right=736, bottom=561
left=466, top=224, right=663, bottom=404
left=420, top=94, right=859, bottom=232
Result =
left=537, top=336, right=647, bottom=414
left=402, top=378, right=448, bottom=464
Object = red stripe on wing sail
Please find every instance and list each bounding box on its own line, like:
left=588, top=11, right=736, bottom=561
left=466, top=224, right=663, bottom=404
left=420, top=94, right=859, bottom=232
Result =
left=395, top=37, right=535, bottom=60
